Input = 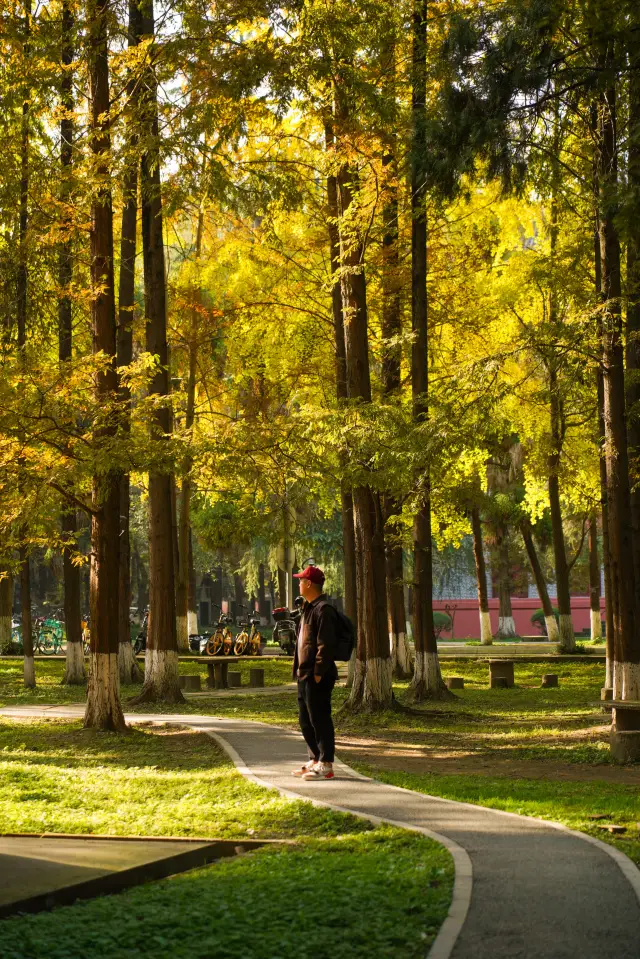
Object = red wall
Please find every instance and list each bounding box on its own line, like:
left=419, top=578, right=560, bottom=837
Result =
left=432, top=597, right=604, bottom=639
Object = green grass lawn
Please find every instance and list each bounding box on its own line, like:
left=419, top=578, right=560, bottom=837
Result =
left=2, top=658, right=638, bottom=870
left=0, top=657, right=294, bottom=707
left=0, top=720, right=453, bottom=959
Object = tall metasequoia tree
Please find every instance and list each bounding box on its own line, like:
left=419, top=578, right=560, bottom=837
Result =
left=176, top=172, right=205, bottom=653
left=59, top=0, right=85, bottom=686
left=470, top=506, right=492, bottom=645
left=591, top=104, right=614, bottom=687
left=520, top=519, right=559, bottom=642
left=595, top=22, right=640, bottom=700
left=495, top=528, right=516, bottom=638
left=324, top=117, right=357, bottom=685
left=84, top=0, right=126, bottom=731
left=379, top=82, right=412, bottom=679
left=408, top=0, right=450, bottom=700
left=625, top=5, right=640, bottom=664
left=0, top=572, right=13, bottom=650
left=546, top=157, right=575, bottom=652
left=588, top=517, right=602, bottom=641
left=117, top=0, right=143, bottom=684
left=335, top=140, right=391, bottom=709
left=18, top=0, right=34, bottom=689
left=131, top=0, right=183, bottom=703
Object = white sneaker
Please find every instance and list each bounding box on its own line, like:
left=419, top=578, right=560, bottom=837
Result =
left=302, top=762, right=335, bottom=781
left=292, top=760, right=317, bottom=778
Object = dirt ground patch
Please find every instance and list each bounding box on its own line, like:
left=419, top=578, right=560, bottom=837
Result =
left=336, top=736, right=640, bottom=785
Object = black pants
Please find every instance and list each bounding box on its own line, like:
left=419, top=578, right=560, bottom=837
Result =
left=297, top=673, right=336, bottom=763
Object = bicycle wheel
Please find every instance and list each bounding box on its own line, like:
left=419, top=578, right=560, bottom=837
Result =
left=206, top=631, right=223, bottom=656
left=39, top=630, right=56, bottom=655
left=234, top=632, right=248, bottom=655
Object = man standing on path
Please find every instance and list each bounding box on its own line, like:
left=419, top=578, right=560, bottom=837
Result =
left=291, top=565, right=338, bottom=781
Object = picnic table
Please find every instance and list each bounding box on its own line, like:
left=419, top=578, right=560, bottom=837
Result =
left=184, top=656, right=277, bottom=690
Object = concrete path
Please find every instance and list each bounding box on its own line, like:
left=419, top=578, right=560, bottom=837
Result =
left=2, top=705, right=640, bottom=959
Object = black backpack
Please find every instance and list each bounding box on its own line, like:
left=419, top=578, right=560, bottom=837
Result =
left=318, top=602, right=355, bottom=661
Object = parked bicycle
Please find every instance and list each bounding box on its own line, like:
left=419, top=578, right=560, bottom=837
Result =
left=272, top=597, right=303, bottom=654
left=233, top=606, right=263, bottom=656
left=205, top=605, right=234, bottom=656
left=33, top=617, right=65, bottom=655
left=133, top=610, right=149, bottom=655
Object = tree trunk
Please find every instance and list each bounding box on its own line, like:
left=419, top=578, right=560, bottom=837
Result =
left=407, top=0, right=449, bottom=700
left=521, top=519, right=559, bottom=642
left=83, top=0, right=125, bottom=731
left=0, top=572, right=12, bottom=654
left=116, top=0, right=143, bottom=686
left=61, top=512, right=85, bottom=685
left=588, top=515, right=602, bottom=641
left=177, top=191, right=203, bottom=653
left=548, top=375, right=575, bottom=652
left=380, top=102, right=411, bottom=680
left=325, top=118, right=359, bottom=684
left=131, top=0, right=182, bottom=704
left=496, top=532, right=516, bottom=638
left=336, top=153, right=391, bottom=709
left=593, top=142, right=615, bottom=688
left=58, top=0, right=85, bottom=687
left=17, top=0, right=34, bottom=689
left=597, top=33, right=640, bottom=701
left=470, top=507, right=492, bottom=644
left=188, top=532, right=198, bottom=635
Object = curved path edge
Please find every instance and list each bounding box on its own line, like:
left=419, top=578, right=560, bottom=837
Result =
left=3, top=705, right=640, bottom=959
left=201, top=724, right=472, bottom=959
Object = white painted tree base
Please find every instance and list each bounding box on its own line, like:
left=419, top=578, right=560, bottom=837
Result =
left=545, top=615, right=560, bottom=643
left=133, top=649, right=184, bottom=704
left=62, top=642, right=86, bottom=685
left=391, top=631, right=413, bottom=678
left=118, top=641, right=142, bottom=685
left=479, top=610, right=493, bottom=645
left=557, top=613, right=575, bottom=652
left=84, top=653, right=126, bottom=730
left=188, top=611, right=198, bottom=636
left=176, top=614, right=190, bottom=653
left=590, top=610, right=602, bottom=642
left=613, top=661, right=640, bottom=701
left=409, top=650, right=451, bottom=700
left=362, top=656, right=393, bottom=709
left=23, top=655, right=36, bottom=689
left=498, top=616, right=516, bottom=638
left=346, top=648, right=357, bottom=689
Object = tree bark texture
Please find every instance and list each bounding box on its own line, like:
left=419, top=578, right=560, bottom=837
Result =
left=521, top=520, right=560, bottom=643
left=116, top=0, right=143, bottom=686
left=496, top=532, right=517, bottom=638
left=588, top=516, right=603, bottom=641
left=596, top=33, right=640, bottom=700
left=380, top=114, right=411, bottom=679
left=58, top=2, right=85, bottom=687
left=83, top=0, right=125, bottom=731
left=471, top=507, right=493, bottom=645
left=130, top=0, right=182, bottom=704
left=0, top=572, right=12, bottom=653
left=177, top=191, right=202, bottom=653
left=325, top=120, right=359, bottom=685
left=17, top=0, right=34, bottom=689
left=548, top=373, right=574, bottom=651
left=408, top=0, right=449, bottom=700
left=336, top=152, right=391, bottom=709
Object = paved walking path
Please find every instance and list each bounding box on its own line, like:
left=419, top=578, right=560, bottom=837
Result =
left=2, top=705, right=640, bottom=959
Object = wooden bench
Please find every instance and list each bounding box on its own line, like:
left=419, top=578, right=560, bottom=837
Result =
left=601, top=701, right=640, bottom=763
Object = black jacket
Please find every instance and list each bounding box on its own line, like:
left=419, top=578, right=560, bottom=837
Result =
left=293, top=594, right=338, bottom=681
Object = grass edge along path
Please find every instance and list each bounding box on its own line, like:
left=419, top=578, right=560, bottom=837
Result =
left=0, top=719, right=453, bottom=959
